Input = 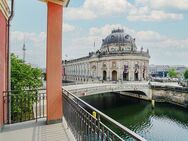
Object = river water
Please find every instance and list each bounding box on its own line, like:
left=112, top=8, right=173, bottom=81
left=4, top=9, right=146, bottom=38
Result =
left=81, top=93, right=188, bottom=141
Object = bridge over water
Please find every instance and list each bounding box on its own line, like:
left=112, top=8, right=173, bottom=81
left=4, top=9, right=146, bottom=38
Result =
left=63, top=82, right=152, bottom=100
left=63, top=82, right=188, bottom=107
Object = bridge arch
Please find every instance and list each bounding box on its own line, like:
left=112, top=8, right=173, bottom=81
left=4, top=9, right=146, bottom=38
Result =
left=122, top=90, right=147, bottom=96
left=64, top=83, right=152, bottom=100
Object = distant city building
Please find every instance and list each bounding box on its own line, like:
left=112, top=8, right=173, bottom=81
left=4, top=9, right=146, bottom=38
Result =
left=172, top=65, right=187, bottom=74
left=63, top=29, right=150, bottom=82
left=149, top=65, right=169, bottom=77
left=149, top=65, right=187, bottom=78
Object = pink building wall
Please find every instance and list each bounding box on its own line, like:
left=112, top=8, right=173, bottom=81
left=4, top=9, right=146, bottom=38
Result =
left=0, top=11, right=8, bottom=127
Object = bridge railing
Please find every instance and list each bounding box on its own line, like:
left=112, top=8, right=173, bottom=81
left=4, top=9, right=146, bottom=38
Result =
left=68, top=84, right=149, bottom=96
left=63, top=88, right=147, bottom=141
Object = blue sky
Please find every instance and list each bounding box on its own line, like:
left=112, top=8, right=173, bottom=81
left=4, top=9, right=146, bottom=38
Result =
left=10, top=0, right=188, bottom=68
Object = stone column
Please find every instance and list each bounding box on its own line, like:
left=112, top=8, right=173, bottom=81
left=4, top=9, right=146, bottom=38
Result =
left=140, top=64, right=142, bottom=81
left=46, top=2, right=63, bottom=124
left=99, top=62, right=102, bottom=80
left=108, top=62, right=111, bottom=81
left=128, top=63, right=131, bottom=81
left=130, top=62, right=134, bottom=81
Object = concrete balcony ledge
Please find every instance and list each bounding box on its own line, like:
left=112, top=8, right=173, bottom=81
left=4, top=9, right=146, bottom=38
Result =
left=0, top=118, right=75, bottom=141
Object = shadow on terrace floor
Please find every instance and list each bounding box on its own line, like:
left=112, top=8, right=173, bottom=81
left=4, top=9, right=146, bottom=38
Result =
left=0, top=118, right=74, bottom=141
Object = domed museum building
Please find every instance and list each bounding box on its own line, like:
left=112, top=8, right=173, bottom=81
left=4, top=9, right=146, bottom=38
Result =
left=63, top=29, right=150, bottom=82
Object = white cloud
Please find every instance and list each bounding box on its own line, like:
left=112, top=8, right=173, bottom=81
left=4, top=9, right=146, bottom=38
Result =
left=65, top=0, right=186, bottom=22
left=63, top=23, right=76, bottom=32
left=11, top=31, right=46, bottom=68
left=89, top=24, right=135, bottom=37
left=63, top=24, right=188, bottom=65
left=89, top=24, right=167, bottom=42
left=65, top=8, right=97, bottom=20
left=136, top=31, right=167, bottom=42
left=10, top=25, right=188, bottom=67
left=11, top=31, right=46, bottom=46
left=65, top=0, right=133, bottom=20
left=128, top=7, right=183, bottom=21
left=135, top=0, right=188, bottom=10
left=87, top=24, right=136, bottom=50
left=10, top=22, right=76, bottom=67
left=83, top=0, right=133, bottom=16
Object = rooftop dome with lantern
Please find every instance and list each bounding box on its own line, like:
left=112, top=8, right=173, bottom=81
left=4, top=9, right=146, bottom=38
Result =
left=100, top=29, right=137, bottom=52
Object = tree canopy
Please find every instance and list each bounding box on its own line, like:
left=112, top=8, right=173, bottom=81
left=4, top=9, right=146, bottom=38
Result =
left=168, top=68, right=177, bottom=78
left=11, top=53, right=43, bottom=90
left=184, top=69, right=188, bottom=80
left=10, top=54, right=43, bottom=122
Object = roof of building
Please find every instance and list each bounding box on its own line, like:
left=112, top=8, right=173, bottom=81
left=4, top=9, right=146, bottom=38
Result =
left=101, top=29, right=137, bottom=50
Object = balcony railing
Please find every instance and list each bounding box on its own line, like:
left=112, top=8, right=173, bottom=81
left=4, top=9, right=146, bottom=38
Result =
left=63, top=89, right=146, bottom=141
left=3, top=89, right=46, bottom=124
left=3, top=88, right=146, bottom=140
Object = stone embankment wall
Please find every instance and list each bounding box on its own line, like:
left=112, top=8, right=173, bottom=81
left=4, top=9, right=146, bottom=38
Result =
left=119, top=91, right=151, bottom=101
left=151, top=86, right=188, bottom=108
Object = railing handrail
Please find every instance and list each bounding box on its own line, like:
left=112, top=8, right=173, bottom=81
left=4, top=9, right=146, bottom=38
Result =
left=64, top=83, right=149, bottom=91
left=3, top=88, right=46, bottom=93
left=63, top=88, right=147, bottom=141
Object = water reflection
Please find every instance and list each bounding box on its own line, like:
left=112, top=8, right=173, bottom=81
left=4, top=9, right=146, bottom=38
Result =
left=81, top=93, right=188, bottom=141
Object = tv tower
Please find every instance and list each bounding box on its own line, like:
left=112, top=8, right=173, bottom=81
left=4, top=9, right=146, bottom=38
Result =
left=22, top=40, right=26, bottom=62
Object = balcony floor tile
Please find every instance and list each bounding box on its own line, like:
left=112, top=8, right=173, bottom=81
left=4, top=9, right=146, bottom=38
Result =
left=0, top=119, right=73, bottom=141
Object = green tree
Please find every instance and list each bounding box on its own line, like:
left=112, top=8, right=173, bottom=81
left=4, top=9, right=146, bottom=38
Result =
left=11, top=53, right=42, bottom=90
left=11, top=54, right=43, bottom=121
left=184, top=69, right=188, bottom=80
left=168, top=68, right=177, bottom=78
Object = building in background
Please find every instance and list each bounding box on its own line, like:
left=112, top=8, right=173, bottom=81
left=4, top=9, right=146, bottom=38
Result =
left=63, top=29, right=150, bottom=82
left=149, top=65, right=169, bottom=78
left=149, top=65, right=187, bottom=78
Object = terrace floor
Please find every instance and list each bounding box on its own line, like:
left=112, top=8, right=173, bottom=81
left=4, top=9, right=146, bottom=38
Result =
left=0, top=118, right=75, bottom=141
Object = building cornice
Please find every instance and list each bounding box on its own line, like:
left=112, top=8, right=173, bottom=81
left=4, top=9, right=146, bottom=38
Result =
left=40, top=0, right=70, bottom=7
left=65, top=51, right=150, bottom=64
left=0, top=0, right=10, bottom=20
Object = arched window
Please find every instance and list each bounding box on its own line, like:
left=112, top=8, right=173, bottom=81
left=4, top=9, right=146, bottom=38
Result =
left=123, top=65, right=129, bottom=81
left=112, top=70, right=117, bottom=81
left=103, top=71, right=107, bottom=81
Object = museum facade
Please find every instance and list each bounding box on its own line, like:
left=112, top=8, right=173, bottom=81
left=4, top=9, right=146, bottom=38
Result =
left=63, top=29, right=150, bottom=82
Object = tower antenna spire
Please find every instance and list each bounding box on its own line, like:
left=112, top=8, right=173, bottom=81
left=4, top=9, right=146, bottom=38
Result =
left=22, top=35, right=26, bottom=62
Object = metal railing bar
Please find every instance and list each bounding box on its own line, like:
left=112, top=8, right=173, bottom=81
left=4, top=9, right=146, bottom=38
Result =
left=43, top=93, right=45, bottom=118
left=3, top=88, right=46, bottom=93
left=35, top=91, right=38, bottom=122
left=63, top=88, right=146, bottom=141
left=3, top=90, right=46, bottom=124
left=100, top=122, right=123, bottom=141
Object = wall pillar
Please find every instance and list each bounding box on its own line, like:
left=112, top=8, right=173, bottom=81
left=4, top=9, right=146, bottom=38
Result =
left=0, top=0, right=9, bottom=129
left=46, top=2, right=63, bottom=124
